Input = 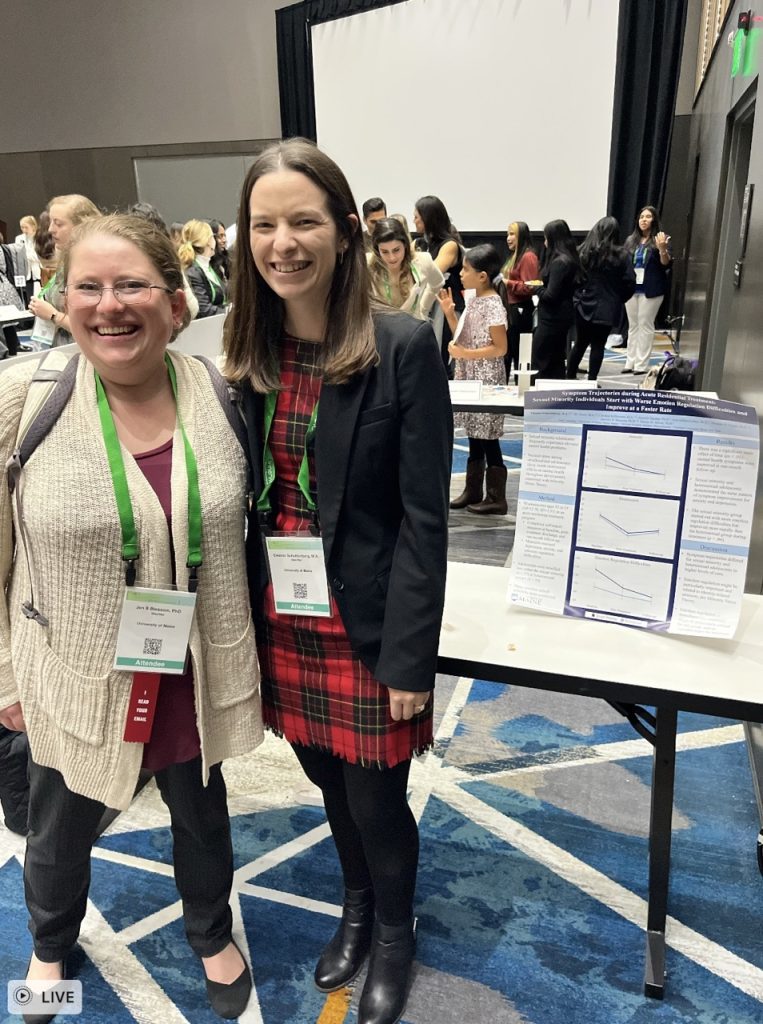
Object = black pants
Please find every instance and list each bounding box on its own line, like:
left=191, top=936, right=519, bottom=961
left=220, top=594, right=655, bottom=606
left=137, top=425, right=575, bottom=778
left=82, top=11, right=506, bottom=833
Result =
left=2, top=326, right=19, bottom=357
left=468, top=437, right=503, bottom=467
left=24, top=757, right=233, bottom=962
left=532, top=321, right=568, bottom=379
left=567, top=315, right=611, bottom=380
left=292, top=745, right=418, bottom=926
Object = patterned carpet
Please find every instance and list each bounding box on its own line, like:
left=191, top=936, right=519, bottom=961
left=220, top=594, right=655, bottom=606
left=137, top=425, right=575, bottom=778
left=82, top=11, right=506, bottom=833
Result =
left=5, top=333, right=757, bottom=1024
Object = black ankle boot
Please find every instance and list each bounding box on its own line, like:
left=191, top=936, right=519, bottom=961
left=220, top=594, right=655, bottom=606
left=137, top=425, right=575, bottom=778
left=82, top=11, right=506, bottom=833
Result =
left=314, top=887, right=375, bottom=992
left=357, top=918, right=416, bottom=1024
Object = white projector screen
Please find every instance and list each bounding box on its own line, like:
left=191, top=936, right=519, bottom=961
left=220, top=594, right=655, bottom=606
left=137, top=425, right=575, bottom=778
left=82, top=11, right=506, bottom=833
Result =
left=312, top=0, right=620, bottom=233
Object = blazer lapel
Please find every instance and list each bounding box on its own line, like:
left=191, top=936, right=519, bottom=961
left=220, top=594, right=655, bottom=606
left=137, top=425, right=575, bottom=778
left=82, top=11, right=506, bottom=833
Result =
left=316, top=369, right=372, bottom=565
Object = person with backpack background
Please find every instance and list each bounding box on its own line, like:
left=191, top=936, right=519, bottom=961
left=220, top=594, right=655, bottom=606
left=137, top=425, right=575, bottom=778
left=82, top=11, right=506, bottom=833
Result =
left=0, top=213, right=263, bottom=1021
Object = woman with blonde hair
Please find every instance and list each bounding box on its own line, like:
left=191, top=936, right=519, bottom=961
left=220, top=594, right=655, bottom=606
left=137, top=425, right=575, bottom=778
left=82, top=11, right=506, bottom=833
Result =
left=28, top=194, right=100, bottom=343
left=178, top=219, right=228, bottom=318
left=368, top=217, right=443, bottom=319
left=0, top=213, right=262, bottom=1021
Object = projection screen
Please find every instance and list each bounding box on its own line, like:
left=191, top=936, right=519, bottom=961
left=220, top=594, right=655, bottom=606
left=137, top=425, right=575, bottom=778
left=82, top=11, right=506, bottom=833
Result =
left=312, top=0, right=620, bottom=233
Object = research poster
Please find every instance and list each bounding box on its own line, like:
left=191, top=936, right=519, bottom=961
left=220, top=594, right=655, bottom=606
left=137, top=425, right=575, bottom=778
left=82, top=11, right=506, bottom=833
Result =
left=509, top=390, right=759, bottom=638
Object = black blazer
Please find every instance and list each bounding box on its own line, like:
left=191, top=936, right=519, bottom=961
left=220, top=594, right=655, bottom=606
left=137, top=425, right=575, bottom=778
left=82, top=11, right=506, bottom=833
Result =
left=186, top=262, right=227, bottom=318
left=574, top=252, right=636, bottom=326
left=242, top=312, right=453, bottom=693
left=536, top=256, right=578, bottom=327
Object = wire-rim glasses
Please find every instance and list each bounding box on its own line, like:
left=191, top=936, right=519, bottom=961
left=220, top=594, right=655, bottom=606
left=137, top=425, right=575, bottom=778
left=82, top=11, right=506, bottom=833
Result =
left=65, top=282, right=174, bottom=307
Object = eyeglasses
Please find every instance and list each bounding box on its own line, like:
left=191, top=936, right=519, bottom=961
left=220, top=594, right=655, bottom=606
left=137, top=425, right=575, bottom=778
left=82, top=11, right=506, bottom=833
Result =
left=65, top=282, right=173, bottom=307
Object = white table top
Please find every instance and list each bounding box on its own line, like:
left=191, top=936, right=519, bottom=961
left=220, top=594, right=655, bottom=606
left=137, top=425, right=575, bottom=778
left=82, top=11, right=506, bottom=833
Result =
left=439, top=561, right=763, bottom=719
left=449, top=385, right=525, bottom=414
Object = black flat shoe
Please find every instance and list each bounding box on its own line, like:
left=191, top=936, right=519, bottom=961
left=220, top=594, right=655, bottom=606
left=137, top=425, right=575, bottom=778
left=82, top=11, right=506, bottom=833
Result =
left=205, top=943, right=252, bottom=1020
left=315, top=887, right=374, bottom=992
left=620, top=367, right=634, bottom=374
left=23, top=958, right=66, bottom=1024
left=358, top=918, right=416, bottom=1024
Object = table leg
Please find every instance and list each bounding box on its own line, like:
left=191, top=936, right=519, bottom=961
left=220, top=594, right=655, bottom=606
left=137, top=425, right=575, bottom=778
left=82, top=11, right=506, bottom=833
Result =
left=644, top=705, right=677, bottom=999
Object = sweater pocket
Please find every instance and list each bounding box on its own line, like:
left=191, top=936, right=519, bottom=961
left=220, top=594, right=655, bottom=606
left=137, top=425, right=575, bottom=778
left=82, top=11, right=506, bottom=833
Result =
left=38, top=644, right=110, bottom=747
left=202, top=615, right=260, bottom=710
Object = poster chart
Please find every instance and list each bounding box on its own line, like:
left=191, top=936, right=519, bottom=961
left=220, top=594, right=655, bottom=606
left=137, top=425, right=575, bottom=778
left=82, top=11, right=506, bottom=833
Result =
left=509, top=390, right=759, bottom=638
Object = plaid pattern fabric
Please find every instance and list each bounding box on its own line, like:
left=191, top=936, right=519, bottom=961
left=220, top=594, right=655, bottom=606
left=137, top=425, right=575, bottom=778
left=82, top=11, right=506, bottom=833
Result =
left=256, top=335, right=433, bottom=768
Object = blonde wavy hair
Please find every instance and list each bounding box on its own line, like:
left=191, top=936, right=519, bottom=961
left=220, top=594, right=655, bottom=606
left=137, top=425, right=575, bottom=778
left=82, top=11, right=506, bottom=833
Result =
left=177, top=219, right=214, bottom=269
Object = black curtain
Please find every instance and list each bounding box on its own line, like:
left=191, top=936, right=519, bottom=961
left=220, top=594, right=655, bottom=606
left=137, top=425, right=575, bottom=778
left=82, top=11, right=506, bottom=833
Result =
left=607, top=0, right=688, bottom=234
left=277, top=0, right=406, bottom=141
left=279, top=0, right=687, bottom=234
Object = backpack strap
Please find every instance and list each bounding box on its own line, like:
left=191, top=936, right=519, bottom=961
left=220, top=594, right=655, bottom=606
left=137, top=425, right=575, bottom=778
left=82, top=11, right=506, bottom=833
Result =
left=193, top=355, right=249, bottom=456
left=16, top=351, right=80, bottom=466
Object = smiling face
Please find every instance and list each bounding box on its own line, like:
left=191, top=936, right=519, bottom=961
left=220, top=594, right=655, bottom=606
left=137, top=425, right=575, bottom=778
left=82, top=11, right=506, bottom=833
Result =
left=65, top=233, right=186, bottom=386
left=49, top=203, right=75, bottom=250
left=248, top=169, right=351, bottom=323
left=378, top=239, right=406, bottom=271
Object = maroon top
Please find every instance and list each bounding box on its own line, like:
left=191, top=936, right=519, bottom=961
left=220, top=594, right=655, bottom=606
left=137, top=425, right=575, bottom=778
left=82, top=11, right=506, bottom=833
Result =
left=134, top=437, right=201, bottom=772
left=504, top=249, right=540, bottom=303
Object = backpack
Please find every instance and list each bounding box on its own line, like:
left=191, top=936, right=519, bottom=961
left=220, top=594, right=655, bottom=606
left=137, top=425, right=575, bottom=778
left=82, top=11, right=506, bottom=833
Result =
left=640, top=354, right=696, bottom=392
left=6, top=350, right=250, bottom=496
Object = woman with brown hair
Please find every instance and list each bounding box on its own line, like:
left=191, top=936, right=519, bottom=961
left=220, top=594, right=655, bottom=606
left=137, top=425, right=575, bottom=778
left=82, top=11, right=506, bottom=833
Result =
left=225, top=138, right=452, bottom=1024
left=367, top=217, right=443, bottom=318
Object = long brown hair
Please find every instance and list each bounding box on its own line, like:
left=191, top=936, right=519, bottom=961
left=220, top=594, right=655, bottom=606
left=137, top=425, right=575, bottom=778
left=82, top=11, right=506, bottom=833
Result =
left=223, top=138, right=379, bottom=391
left=368, top=217, right=415, bottom=305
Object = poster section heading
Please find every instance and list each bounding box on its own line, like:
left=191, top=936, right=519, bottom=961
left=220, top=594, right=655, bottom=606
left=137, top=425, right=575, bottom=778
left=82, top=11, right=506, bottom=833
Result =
left=509, top=389, right=759, bottom=638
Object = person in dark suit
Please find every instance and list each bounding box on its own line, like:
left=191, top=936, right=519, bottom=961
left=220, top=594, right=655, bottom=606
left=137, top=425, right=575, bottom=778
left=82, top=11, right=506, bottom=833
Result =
left=527, top=219, right=581, bottom=379
left=567, top=216, right=636, bottom=380
left=224, top=139, right=452, bottom=1024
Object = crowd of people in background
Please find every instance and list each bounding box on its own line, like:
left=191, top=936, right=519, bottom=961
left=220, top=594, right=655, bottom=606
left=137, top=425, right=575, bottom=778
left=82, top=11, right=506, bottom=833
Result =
left=2, top=188, right=671, bottom=386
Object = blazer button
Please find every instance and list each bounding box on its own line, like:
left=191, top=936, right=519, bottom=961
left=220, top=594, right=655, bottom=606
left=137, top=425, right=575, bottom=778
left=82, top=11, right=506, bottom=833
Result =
left=332, top=577, right=345, bottom=592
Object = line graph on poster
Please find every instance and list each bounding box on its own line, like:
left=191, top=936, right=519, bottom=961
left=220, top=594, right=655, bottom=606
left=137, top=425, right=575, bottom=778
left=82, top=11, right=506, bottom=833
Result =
left=582, top=430, right=688, bottom=496
left=569, top=551, right=673, bottom=621
left=575, top=491, right=680, bottom=559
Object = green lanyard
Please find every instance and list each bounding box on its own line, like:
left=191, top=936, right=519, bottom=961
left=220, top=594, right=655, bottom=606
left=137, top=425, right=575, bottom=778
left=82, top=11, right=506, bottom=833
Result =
left=196, top=259, right=224, bottom=303
left=257, top=391, right=319, bottom=524
left=37, top=275, right=58, bottom=300
left=95, top=354, right=203, bottom=591
left=383, top=262, right=421, bottom=305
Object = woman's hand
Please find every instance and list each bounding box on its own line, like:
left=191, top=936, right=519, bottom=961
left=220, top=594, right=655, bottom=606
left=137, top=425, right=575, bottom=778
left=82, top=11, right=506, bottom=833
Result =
left=655, top=231, right=671, bottom=252
left=0, top=702, right=26, bottom=732
left=387, top=689, right=431, bottom=721
left=448, top=342, right=467, bottom=359
left=28, top=297, right=56, bottom=321
left=437, top=288, right=455, bottom=317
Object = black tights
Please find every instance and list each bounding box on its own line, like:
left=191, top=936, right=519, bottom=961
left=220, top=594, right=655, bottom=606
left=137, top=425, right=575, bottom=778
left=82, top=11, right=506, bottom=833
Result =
left=468, top=437, right=503, bottom=468
left=292, top=745, right=418, bottom=925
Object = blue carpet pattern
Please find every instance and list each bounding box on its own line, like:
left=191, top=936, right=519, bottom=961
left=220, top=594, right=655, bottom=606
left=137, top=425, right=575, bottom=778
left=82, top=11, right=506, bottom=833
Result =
left=1, top=679, right=761, bottom=1023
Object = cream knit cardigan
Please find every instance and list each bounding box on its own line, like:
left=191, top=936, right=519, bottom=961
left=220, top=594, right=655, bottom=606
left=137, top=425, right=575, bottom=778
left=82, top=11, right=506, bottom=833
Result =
left=0, top=351, right=263, bottom=809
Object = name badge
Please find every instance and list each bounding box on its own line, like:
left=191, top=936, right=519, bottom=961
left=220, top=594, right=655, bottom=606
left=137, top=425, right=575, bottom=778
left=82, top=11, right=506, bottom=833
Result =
left=114, top=587, right=197, bottom=674
left=15, top=275, right=26, bottom=289
left=635, top=267, right=645, bottom=285
left=30, top=316, right=57, bottom=347
left=265, top=534, right=332, bottom=616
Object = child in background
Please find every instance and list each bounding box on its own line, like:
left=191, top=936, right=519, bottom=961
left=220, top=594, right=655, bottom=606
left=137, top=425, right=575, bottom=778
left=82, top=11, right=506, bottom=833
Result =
left=438, top=244, right=509, bottom=515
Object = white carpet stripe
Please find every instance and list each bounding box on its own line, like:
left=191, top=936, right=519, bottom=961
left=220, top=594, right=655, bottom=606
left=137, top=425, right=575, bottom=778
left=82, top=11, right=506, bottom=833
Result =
left=409, top=677, right=476, bottom=822
left=465, top=724, right=745, bottom=782
left=238, top=883, right=341, bottom=918
left=118, top=901, right=183, bottom=944
left=231, top=892, right=265, bottom=1024
left=234, top=822, right=332, bottom=883
left=440, top=783, right=763, bottom=1002
left=78, top=900, right=192, bottom=1024
left=92, top=846, right=175, bottom=877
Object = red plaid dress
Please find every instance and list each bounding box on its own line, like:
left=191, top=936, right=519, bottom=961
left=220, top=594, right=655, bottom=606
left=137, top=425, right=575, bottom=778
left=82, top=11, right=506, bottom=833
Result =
left=256, top=335, right=434, bottom=768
